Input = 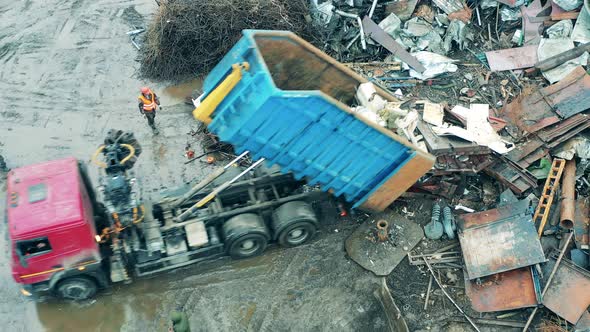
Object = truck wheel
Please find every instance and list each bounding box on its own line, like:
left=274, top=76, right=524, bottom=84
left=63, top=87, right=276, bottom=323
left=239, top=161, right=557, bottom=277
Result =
left=272, top=201, right=318, bottom=247
left=56, top=277, right=97, bottom=301
left=276, top=221, right=317, bottom=247
left=223, top=213, right=269, bottom=259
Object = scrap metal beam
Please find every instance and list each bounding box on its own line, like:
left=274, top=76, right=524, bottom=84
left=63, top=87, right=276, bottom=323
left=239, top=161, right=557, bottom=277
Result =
left=361, top=16, right=426, bottom=73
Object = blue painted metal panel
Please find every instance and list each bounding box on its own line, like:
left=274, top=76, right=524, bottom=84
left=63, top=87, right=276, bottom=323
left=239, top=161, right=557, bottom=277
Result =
left=203, top=30, right=420, bottom=208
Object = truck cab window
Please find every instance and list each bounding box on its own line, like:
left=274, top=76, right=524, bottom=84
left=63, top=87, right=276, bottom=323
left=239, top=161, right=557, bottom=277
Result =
left=17, top=238, right=52, bottom=257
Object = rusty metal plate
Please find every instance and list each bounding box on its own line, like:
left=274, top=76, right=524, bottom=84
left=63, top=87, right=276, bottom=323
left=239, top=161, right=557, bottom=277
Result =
left=465, top=267, right=539, bottom=312
left=485, top=45, right=538, bottom=71
left=542, top=256, right=590, bottom=324
left=458, top=201, right=546, bottom=279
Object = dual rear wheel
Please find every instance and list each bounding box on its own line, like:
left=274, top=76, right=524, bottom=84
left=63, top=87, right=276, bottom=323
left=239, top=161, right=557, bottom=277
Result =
left=222, top=201, right=318, bottom=259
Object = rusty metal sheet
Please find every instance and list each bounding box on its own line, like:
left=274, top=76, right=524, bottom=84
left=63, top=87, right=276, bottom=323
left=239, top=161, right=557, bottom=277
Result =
left=465, top=267, right=539, bottom=312
left=500, top=68, right=590, bottom=139
left=546, top=67, right=590, bottom=119
left=485, top=45, right=538, bottom=71
left=505, top=137, right=544, bottom=166
left=458, top=200, right=546, bottom=279
left=542, top=255, right=590, bottom=324
left=538, top=113, right=590, bottom=143
left=362, top=17, right=426, bottom=73
left=458, top=199, right=529, bottom=229
left=574, top=197, right=590, bottom=247
left=501, top=93, right=559, bottom=139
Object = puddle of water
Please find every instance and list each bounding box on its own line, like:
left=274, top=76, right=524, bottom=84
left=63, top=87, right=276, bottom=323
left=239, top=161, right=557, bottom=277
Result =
left=159, top=78, right=203, bottom=106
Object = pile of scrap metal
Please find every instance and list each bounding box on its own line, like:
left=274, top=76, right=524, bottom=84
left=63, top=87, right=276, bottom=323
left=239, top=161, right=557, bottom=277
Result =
left=407, top=156, right=590, bottom=330
left=303, top=0, right=590, bottom=197
left=457, top=192, right=590, bottom=330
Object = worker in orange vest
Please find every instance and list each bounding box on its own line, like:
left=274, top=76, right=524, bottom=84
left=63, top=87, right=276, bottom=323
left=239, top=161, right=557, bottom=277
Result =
left=138, top=87, right=160, bottom=132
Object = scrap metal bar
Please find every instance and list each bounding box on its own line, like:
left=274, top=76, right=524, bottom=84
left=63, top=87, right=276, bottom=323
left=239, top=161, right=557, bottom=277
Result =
left=362, top=17, right=426, bottom=73
left=423, top=258, right=481, bottom=332
left=522, top=232, right=574, bottom=331
left=532, top=158, right=566, bottom=237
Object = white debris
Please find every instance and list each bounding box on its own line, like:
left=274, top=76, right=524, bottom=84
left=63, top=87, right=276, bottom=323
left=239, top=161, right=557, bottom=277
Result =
left=407, top=51, right=458, bottom=80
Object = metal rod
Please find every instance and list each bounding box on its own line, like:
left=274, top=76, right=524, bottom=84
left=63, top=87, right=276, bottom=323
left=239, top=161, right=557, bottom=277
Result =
left=130, top=38, right=140, bottom=50
left=224, top=150, right=250, bottom=169
left=357, top=16, right=367, bottom=50
left=522, top=232, right=574, bottom=331
left=423, top=258, right=481, bottom=332
left=424, top=275, right=433, bottom=311
left=192, top=158, right=266, bottom=209
left=173, top=151, right=250, bottom=209
left=334, top=10, right=367, bottom=50
left=368, top=0, right=379, bottom=18
left=334, top=9, right=358, bottom=19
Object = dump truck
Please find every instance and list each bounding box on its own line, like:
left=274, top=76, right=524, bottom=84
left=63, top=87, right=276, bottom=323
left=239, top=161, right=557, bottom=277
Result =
left=192, top=30, right=434, bottom=212
left=7, top=131, right=327, bottom=300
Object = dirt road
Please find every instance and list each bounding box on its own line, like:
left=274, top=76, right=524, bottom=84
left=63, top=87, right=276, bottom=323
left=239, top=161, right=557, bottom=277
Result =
left=0, top=0, right=388, bottom=331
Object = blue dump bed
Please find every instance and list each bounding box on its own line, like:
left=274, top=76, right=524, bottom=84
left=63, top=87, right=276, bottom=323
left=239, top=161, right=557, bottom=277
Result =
left=195, top=30, right=434, bottom=212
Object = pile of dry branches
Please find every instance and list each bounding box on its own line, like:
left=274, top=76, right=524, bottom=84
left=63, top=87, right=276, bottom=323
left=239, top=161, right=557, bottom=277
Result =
left=140, top=0, right=319, bottom=80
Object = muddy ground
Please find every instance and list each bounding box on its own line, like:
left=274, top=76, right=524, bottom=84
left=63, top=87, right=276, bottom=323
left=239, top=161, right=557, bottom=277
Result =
left=0, top=0, right=394, bottom=331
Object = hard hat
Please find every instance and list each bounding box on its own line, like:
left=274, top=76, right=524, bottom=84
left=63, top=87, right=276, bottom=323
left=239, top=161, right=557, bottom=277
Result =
left=140, top=87, right=150, bottom=94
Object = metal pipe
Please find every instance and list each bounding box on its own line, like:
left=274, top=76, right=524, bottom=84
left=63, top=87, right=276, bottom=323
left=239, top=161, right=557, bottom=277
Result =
left=376, top=219, right=389, bottom=241
left=368, top=0, right=379, bottom=18
left=560, top=159, right=576, bottom=229
left=522, top=232, right=574, bottom=331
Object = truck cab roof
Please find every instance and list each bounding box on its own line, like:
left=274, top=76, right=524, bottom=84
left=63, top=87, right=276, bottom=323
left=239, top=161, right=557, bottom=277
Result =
left=6, top=157, right=86, bottom=239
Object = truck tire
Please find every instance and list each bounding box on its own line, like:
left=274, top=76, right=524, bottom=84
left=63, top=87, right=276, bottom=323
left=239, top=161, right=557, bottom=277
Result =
left=55, top=277, right=97, bottom=301
left=223, top=213, right=269, bottom=259
left=272, top=201, right=318, bottom=247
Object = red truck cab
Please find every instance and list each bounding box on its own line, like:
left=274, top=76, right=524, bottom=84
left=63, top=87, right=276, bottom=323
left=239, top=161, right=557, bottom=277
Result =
left=7, top=157, right=108, bottom=300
